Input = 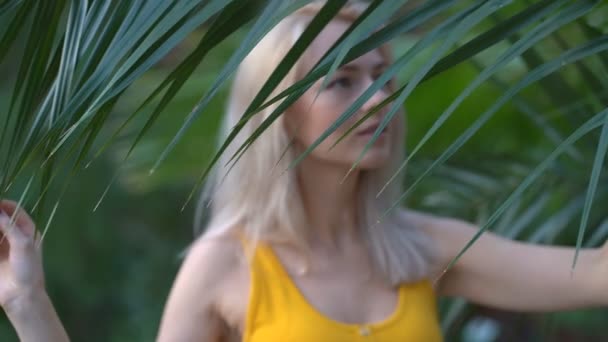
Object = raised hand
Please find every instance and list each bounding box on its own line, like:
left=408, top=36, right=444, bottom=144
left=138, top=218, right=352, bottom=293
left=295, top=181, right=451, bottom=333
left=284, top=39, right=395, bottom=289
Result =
left=0, top=199, right=70, bottom=341
left=0, top=199, right=44, bottom=310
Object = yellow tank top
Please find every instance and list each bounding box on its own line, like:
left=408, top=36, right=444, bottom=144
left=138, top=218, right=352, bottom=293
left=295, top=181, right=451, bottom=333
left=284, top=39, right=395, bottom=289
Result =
left=242, top=241, right=444, bottom=341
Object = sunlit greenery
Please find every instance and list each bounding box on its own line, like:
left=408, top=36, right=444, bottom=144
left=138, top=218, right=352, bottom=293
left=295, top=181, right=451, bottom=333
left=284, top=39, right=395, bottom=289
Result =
left=1, top=1, right=607, bottom=341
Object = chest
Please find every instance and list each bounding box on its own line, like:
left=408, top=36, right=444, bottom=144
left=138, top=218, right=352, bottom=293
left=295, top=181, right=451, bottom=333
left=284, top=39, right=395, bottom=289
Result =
left=218, top=257, right=441, bottom=342
left=216, top=249, right=402, bottom=335
left=285, top=266, right=402, bottom=324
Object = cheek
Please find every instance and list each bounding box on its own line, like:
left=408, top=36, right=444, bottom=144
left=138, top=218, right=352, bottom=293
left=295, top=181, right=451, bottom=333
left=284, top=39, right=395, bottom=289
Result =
left=286, top=100, right=343, bottom=147
left=298, top=117, right=340, bottom=151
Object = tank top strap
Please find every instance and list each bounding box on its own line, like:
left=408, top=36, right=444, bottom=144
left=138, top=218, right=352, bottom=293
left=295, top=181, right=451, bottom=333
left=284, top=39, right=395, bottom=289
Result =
left=237, top=236, right=294, bottom=340
left=234, top=232, right=289, bottom=281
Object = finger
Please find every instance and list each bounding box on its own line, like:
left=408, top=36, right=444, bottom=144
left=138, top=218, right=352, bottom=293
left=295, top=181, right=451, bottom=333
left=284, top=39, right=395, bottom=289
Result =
left=0, top=209, right=43, bottom=250
left=0, top=213, right=30, bottom=247
left=0, top=200, right=36, bottom=238
left=0, top=200, right=35, bottom=231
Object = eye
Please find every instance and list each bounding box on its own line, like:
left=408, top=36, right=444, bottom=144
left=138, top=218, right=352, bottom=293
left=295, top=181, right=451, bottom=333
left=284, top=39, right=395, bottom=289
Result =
left=372, top=74, right=384, bottom=82
left=327, top=76, right=353, bottom=90
left=374, top=75, right=393, bottom=91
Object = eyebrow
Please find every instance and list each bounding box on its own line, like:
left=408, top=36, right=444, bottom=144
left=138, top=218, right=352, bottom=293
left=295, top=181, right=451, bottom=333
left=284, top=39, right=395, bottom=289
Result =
left=339, top=62, right=388, bottom=72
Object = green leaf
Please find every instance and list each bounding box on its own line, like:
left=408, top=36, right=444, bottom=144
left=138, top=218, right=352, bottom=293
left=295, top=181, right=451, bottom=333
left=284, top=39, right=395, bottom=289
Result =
left=92, top=0, right=265, bottom=167
left=1, top=0, right=66, bottom=189
left=317, top=0, right=407, bottom=96
left=551, top=31, right=608, bottom=107
left=529, top=194, right=586, bottom=243
left=231, top=0, right=461, bottom=168
left=217, top=3, right=400, bottom=184
left=416, top=0, right=576, bottom=151
left=503, top=192, right=552, bottom=238
left=283, top=0, right=468, bottom=173
left=149, top=0, right=308, bottom=176
left=578, top=18, right=608, bottom=70
left=403, top=0, right=590, bottom=177
left=479, top=68, right=581, bottom=160
left=439, top=106, right=608, bottom=277
left=0, top=0, right=23, bottom=17
left=572, top=111, right=608, bottom=269
left=423, top=0, right=561, bottom=82
left=0, top=0, right=33, bottom=63
left=384, top=34, right=608, bottom=214
left=586, top=218, right=608, bottom=247
left=348, top=0, right=514, bottom=178
left=172, top=0, right=352, bottom=189
left=45, top=1, right=221, bottom=157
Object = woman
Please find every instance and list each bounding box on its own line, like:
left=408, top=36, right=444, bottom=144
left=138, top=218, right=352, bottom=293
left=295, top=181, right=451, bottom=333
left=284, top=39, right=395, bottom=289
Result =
left=1, top=2, right=607, bottom=341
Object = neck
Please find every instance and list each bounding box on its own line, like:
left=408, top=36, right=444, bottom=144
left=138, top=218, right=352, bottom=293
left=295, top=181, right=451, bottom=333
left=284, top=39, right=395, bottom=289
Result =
left=296, top=156, right=362, bottom=249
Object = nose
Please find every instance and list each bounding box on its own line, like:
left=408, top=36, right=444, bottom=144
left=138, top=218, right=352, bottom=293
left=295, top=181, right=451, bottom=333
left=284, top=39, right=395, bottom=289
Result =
left=361, top=79, right=390, bottom=116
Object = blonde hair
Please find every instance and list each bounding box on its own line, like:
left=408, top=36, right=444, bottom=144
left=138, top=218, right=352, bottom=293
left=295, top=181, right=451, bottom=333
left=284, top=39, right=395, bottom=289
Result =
left=195, top=1, right=436, bottom=285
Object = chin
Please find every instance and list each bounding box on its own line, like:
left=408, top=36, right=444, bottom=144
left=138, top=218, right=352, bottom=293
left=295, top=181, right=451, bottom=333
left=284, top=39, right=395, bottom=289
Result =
left=353, top=151, right=393, bottom=170
left=357, top=159, right=390, bottom=170
left=310, top=144, right=394, bottom=171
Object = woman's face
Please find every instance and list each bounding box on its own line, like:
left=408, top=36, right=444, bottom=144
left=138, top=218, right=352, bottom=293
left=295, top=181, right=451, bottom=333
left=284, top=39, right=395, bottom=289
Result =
left=285, top=20, right=400, bottom=170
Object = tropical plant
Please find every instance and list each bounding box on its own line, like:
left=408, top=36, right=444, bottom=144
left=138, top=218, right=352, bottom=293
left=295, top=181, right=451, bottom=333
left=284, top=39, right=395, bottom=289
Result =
left=1, top=0, right=607, bottom=340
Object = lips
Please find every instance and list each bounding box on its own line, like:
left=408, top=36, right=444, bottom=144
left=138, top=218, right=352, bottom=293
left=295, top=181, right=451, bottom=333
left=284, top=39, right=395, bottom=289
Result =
left=357, top=122, right=388, bottom=136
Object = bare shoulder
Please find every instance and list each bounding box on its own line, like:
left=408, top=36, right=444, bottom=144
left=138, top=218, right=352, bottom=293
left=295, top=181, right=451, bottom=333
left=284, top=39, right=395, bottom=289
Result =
left=157, top=230, right=247, bottom=341
left=402, top=209, right=516, bottom=292
left=177, top=230, right=251, bottom=307
left=185, top=231, right=245, bottom=278
left=401, top=209, right=480, bottom=270
left=402, top=209, right=477, bottom=240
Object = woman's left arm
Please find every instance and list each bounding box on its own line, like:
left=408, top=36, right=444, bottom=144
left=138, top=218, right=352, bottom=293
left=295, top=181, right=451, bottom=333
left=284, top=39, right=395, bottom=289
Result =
left=410, top=210, right=608, bottom=311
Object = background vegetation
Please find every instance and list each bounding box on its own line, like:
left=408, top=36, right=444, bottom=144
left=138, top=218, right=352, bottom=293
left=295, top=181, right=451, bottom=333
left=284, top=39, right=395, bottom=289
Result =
left=1, top=0, right=608, bottom=341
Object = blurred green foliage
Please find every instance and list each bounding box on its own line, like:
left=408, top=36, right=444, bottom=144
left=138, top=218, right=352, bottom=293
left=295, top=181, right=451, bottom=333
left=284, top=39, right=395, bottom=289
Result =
left=1, top=1, right=608, bottom=341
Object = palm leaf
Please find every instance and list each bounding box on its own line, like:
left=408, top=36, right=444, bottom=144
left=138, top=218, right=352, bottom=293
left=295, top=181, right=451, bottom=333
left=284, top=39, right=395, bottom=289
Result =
left=441, top=105, right=608, bottom=277
left=572, top=112, right=608, bottom=268
left=1, top=1, right=608, bottom=339
left=383, top=33, right=608, bottom=216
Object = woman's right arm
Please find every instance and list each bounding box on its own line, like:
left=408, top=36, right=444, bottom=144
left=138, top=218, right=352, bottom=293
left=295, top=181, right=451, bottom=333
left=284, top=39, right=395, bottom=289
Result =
left=0, top=200, right=70, bottom=342
left=4, top=291, right=70, bottom=342
left=156, top=235, right=240, bottom=342
left=0, top=198, right=235, bottom=341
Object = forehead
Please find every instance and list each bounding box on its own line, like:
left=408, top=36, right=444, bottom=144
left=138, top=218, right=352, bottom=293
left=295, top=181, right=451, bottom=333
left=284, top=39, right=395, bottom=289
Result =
left=298, top=20, right=386, bottom=76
